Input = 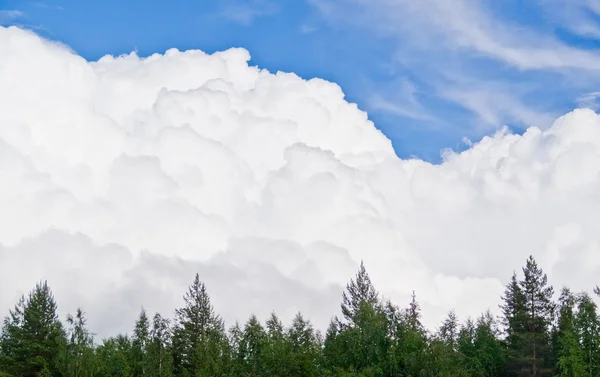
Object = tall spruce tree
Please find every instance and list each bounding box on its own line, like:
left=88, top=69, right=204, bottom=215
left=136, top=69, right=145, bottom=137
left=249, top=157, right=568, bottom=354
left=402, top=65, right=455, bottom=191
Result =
left=520, top=256, right=555, bottom=377
left=328, top=262, right=390, bottom=376
left=501, top=271, right=528, bottom=376
left=172, top=273, right=227, bottom=377
left=340, top=261, right=380, bottom=327
left=0, top=281, right=66, bottom=377
left=263, top=312, right=288, bottom=377
left=239, top=314, right=267, bottom=377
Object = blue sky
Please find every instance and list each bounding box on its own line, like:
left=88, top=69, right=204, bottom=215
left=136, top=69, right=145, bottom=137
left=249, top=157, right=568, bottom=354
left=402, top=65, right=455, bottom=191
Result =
left=2, top=0, right=600, bottom=162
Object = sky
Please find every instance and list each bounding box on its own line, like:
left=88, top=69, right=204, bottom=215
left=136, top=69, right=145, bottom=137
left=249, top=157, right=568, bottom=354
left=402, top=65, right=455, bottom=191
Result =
left=2, top=0, right=600, bottom=339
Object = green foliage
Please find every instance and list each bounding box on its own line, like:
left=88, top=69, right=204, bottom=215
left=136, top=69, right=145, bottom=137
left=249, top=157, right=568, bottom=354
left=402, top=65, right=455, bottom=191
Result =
left=0, top=281, right=66, bottom=377
left=3, top=256, right=600, bottom=377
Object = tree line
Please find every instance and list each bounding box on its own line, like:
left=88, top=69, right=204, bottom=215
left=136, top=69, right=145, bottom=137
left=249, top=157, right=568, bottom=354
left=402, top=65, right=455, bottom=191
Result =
left=1, top=255, right=600, bottom=377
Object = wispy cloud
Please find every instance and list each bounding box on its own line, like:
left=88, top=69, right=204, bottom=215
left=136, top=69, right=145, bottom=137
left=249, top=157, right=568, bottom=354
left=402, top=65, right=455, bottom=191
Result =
left=576, top=91, right=600, bottom=110
left=0, top=10, right=25, bottom=24
left=308, top=0, right=600, bottom=137
left=300, top=23, right=318, bottom=34
left=31, top=2, right=64, bottom=10
left=367, top=79, right=438, bottom=122
left=219, top=0, right=279, bottom=26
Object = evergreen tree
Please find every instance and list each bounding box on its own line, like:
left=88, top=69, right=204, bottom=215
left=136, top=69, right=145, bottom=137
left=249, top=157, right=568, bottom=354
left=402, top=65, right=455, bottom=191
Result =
left=227, top=322, right=244, bottom=377
left=329, top=263, right=390, bottom=376
left=286, top=313, right=321, bottom=377
left=439, top=310, right=459, bottom=349
left=0, top=295, right=26, bottom=375
left=172, top=273, right=227, bottom=377
left=387, top=294, right=428, bottom=376
left=263, top=312, right=288, bottom=377
left=500, top=271, right=528, bottom=375
left=239, top=314, right=267, bottom=377
left=340, top=261, right=380, bottom=327
left=0, top=281, right=66, bottom=377
left=519, top=256, right=555, bottom=377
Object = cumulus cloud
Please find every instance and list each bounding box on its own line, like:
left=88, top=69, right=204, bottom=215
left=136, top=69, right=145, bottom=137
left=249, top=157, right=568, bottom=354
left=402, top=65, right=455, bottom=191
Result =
left=2, top=26, right=600, bottom=339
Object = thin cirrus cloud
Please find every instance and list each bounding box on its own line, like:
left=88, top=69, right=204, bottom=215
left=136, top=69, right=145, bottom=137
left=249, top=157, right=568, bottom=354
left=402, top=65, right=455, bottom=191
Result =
left=2, top=26, right=600, bottom=341
left=308, top=0, right=600, bottom=138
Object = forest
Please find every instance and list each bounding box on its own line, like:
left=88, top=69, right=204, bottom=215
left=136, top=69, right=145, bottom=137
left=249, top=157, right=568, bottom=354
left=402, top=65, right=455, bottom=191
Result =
left=1, top=255, right=600, bottom=377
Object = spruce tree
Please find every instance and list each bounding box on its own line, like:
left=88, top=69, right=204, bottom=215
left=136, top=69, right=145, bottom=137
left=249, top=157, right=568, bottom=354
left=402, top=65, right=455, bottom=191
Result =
left=172, top=273, right=227, bottom=377
left=286, top=313, right=321, bottom=377
left=340, top=261, right=380, bottom=327
left=501, top=271, right=528, bottom=376
left=0, top=295, right=25, bottom=375
left=519, top=256, right=555, bottom=377
left=335, top=262, right=389, bottom=376
left=0, top=281, right=66, bottom=377
left=264, top=312, right=288, bottom=377
left=239, top=314, right=267, bottom=377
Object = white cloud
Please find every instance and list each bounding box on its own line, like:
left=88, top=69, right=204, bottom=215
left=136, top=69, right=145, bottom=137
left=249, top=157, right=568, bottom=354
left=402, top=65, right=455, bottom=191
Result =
left=2, top=26, right=600, bottom=340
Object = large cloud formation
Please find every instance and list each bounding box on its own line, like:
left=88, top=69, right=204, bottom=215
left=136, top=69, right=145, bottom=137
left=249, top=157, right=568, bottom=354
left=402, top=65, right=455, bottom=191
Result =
left=1, top=26, right=600, bottom=339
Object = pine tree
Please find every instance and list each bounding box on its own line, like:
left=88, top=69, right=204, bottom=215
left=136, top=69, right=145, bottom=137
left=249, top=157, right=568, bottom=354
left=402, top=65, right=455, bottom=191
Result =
left=520, top=256, right=555, bottom=377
